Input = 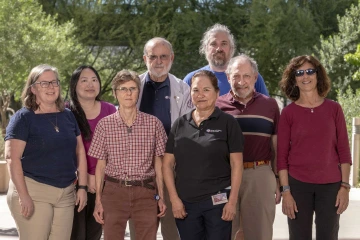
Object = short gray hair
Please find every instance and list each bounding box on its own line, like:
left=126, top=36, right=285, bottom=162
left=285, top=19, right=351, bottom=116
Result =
left=226, top=54, right=259, bottom=75
left=199, top=23, right=236, bottom=57
left=143, top=37, right=174, bottom=56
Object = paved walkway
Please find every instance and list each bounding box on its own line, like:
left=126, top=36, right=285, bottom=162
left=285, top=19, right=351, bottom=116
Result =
left=1, top=189, right=360, bottom=239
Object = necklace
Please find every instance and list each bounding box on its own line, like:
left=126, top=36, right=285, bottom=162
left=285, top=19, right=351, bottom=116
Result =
left=39, top=108, right=59, bottom=132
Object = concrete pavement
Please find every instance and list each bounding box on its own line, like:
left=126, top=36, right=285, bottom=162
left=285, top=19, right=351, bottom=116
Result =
left=1, top=189, right=359, bottom=239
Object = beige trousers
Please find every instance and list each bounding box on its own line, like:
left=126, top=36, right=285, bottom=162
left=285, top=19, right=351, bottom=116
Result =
left=232, top=165, right=276, bottom=240
left=7, top=177, right=75, bottom=240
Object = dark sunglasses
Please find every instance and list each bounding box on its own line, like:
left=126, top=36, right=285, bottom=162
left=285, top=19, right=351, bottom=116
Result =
left=294, top=68, right=317, bottom=77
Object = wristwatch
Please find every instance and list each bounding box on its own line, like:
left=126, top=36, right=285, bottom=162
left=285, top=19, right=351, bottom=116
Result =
left=78, top=185, right=88, bottom=191
left=280, top=185, right=290, bottom=193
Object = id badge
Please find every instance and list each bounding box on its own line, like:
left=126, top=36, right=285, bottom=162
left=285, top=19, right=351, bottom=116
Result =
left=211, top=192, right=228, bottom=205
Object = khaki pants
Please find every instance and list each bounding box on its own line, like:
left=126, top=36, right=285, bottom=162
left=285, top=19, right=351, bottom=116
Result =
left=7, top=177, right=75, bottom=240
left=232, top=165, right=276, bottom=240
left=129, top=185, right=180, bottom=240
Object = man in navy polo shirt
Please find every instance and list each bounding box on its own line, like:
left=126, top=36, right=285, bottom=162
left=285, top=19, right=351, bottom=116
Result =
left=216, top=54, right=281, bottom=240
left=184, top=23, right=269, bottom=96
left=130, top=37, right=192, bottom=240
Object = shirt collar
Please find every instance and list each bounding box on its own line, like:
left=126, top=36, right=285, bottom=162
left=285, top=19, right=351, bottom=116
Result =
left=145, top=73, right=170, bottom=88
left=227, top=90, right=260, bottom=105
left=115, top=108, right=143, bottom=127
left=185, top=107, right=222, bottom=123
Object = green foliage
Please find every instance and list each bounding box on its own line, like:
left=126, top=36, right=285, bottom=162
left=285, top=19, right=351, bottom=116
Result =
left=36, top=0, right=358, bottom=97
left=345, top=44, right=360, bottom=81
left=0, top=0, right=85, bottom=94
left=0, top=0, right=86, bottom=133
left=317, top=2, right=360, bottom=99
left=337, top=87, right=360, bottom=143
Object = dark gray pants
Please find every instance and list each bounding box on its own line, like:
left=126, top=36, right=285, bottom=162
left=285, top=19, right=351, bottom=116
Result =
left=288, top=175, right=340, bottom=240
left=71, top=192, right=102, bottom=240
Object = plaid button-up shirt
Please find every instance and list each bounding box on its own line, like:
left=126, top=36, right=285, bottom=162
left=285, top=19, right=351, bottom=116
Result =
left=88, top=110, right=167, bottom=181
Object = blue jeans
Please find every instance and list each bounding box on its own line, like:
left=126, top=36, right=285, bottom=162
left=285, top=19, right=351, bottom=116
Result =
left=175, top=190, right=231, bottom=240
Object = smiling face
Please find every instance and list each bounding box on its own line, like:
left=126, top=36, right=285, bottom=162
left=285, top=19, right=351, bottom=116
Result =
left=31, top=71, right=60, bottom=106
left=191, top=76, right=219, bottom=112
left=205, top=31, right=232, bottom=69
left=228, top=60, right=257, bottom=100
left=295, top=62, right=318, bottom=94
left=75, top=68, right=100, bottom=101
left=143, top=41, right=174, bottom=81
left=113, top=80, right=139, bottom=109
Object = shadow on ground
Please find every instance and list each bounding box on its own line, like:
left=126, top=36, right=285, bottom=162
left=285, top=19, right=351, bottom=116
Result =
left=0, top=228, right=18, bottom=236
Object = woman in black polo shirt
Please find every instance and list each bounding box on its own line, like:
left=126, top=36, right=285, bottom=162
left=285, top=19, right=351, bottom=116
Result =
left=163, top=70, right=244, bottom=240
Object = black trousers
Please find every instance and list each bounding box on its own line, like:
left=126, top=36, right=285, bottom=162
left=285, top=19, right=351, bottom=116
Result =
left=70, top=192, right=102, bottom=240
left=288, top=175, right=341, bottom=240
left=175, top=190, right=231, bottom=240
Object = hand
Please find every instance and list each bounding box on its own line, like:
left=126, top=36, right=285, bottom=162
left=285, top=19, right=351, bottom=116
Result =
left=76, top=189, right=87, bottom=212
left=171, top=197, right=187, bottom=219
left=335, top=187, right=349, bottom=214
left=19, top=194, right=34, bottom=218
left=275, top=179, right=281, bottom=204
left=87, top=174, right=96, bottom=193
left=282, top=191, right=298, bottom=219
left=157, top=199, right=167, bottom=218
left=221, top=202, right=236, bottom=221
left=93, top=201, right=105, bottom=224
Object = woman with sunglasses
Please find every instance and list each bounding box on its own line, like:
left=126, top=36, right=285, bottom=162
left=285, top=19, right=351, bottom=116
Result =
left=277, top=55, right=352, bottom=240
left=68, top=66, right=117, bottom=240
left=5, top=64, right=87, bottom=240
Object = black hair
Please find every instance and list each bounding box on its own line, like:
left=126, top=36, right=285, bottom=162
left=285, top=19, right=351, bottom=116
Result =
left=68, top=66, right=102, bottom=141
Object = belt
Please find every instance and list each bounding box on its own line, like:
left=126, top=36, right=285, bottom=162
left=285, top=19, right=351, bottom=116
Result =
left=243, top=160, right=270, bottom=169
left=106, top=176, right=155, bottom=190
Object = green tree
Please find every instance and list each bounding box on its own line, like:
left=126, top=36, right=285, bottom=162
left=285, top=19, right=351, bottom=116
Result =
left=0, top=0, right=85, bottom=133
left=316, top=2, right=360, bottom=99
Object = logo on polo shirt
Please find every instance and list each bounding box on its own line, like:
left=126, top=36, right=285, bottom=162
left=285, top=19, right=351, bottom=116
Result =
left=206, top=129, right=222, bottom=133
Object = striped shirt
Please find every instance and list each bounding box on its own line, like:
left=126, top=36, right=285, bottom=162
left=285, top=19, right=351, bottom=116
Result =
left=216, top=92, right=279, bottom=162
left=88, top=109, right=167, bottom=180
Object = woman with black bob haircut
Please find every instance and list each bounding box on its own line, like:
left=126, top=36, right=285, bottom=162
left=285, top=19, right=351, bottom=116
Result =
left=68, top=66, right=116, bottom=240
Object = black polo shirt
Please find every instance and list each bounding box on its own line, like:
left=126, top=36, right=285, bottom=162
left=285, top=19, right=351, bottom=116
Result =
left=139, top=74, right=171, bottom=135
left=166, top=107, right=244, bottom=202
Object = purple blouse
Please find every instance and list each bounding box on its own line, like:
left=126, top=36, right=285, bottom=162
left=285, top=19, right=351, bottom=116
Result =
left=83, top=101, right=116, bottom=174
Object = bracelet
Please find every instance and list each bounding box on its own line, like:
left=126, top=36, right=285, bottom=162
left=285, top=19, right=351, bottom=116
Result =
left=78, top=185, right=88, bottom=191
left=340, top=185, right=350, bottom=192
left=341, top=182, right=351, bottom=188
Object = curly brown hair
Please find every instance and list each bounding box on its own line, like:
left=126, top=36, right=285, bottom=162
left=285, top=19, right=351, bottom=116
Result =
left=279, top=55, right=331, bottom=101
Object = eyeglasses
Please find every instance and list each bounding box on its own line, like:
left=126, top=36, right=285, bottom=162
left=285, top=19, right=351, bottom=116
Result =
left=32, top=80, right=60, bottom=88
left=294, top=68, right=317, bottom=77
left=146, top=54, right=170, bottom=61
left=115, top=87, right=138, bottom=94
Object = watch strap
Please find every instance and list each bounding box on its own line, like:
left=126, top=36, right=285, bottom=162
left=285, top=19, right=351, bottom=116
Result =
left=78, top=185, right=88, bottom=191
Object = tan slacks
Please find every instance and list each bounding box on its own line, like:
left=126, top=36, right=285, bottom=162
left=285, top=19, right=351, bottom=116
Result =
left=232, top=165, right=277, bottom=240
left=7, top=177, right=75, bottom=240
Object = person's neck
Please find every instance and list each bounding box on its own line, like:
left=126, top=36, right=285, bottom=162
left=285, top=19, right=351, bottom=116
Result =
left=149, top=73, right=168, bottom=82
left=38, top=103, right=58, bottom=113
left=232, top=91, right=254, bottom=104
left=119, top=107, right=137, bottom=127
left=193, top=107, right=215, bottom=121
left=78, top=98, right=97, bottom=112
left=296, top=91, right=323, bottom=107
left=209, top=63, right=227, bottom=73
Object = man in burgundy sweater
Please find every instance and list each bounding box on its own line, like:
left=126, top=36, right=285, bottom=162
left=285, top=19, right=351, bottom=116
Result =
left=216, top=54, right=281, bottom=240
